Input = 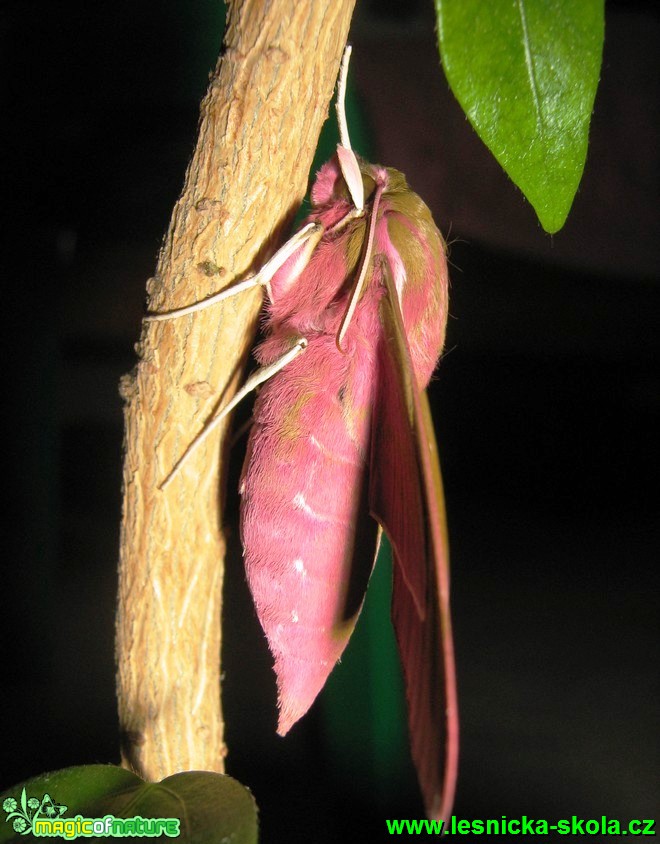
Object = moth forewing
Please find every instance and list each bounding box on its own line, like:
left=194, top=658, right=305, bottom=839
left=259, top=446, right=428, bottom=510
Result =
left=374, top=262, right=458, bottom=822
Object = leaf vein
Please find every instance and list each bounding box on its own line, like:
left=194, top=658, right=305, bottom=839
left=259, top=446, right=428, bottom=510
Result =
left=517, top=0, right=544, bottom=137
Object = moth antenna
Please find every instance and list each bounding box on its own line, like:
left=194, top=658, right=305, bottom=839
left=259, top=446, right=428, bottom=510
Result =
left=336, top=45, right=353, bottom=152
left=335, top=46, right=364, bottom=212
left=336, top=180, right=385, bottom=351
left=337, top=146, right=364, bottom=213
left=160, top=338, right=308, bottom=490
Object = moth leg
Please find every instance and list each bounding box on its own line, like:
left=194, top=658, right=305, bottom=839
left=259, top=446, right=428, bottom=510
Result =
left=145, top=221, right=324, bottom=322
left=160, top=337, right=308, bottom=490
left=143, top=275, right=262, bottom=322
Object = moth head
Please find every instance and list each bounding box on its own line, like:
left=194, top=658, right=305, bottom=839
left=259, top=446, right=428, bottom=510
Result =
left=311, top=150, right=378, bottom=213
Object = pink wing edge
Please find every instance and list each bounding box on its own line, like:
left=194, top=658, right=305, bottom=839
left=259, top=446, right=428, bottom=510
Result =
left=369, top=259, right=459, bottom=823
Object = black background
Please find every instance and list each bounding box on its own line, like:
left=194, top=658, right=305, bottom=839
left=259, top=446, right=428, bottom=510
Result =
left=1, top=1, right=658, bottom=840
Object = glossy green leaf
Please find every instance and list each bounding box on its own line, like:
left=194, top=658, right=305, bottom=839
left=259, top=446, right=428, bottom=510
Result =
left=0, top=766, right=258, bottom=843
left=436, top=0, right=604, bottom=232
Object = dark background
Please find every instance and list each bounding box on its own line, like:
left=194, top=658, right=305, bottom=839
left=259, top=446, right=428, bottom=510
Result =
left=2, top=0, right=658, bottom=840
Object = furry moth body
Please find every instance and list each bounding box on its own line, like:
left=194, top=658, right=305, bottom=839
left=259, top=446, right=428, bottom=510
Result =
left=243, top=161, right=445, bottom=718
left=149, top=49, right=458, bottom=822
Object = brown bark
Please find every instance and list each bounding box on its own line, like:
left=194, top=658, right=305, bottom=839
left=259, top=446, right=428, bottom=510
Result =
left=116, top=0, right=356, bottom=781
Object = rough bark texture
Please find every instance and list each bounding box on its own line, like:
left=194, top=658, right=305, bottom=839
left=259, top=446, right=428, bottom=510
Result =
left=116, top=0, right=356, bottom=781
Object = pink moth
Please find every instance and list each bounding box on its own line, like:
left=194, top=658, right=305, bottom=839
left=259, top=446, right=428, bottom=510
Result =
left=148, top=48, right=458, bottom=822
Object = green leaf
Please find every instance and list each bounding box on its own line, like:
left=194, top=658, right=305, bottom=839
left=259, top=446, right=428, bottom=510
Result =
left=0, top=766, right=258, bottom=843
left=435, top=0, right=604, bottom=232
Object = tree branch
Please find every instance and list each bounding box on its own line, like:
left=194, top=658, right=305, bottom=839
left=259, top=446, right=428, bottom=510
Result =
left=116, top=0, right=356, bottom=781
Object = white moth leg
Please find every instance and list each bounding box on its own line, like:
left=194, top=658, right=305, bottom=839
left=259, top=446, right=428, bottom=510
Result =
left=145, top=221, right=324, bottom=322
left=160, top=337, right=308, bottom=490
left=144, top=275, right=262, bottom=322
left=335, top=46, right=364, bottom=213
left=263, top=221, right=323, bottom=302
